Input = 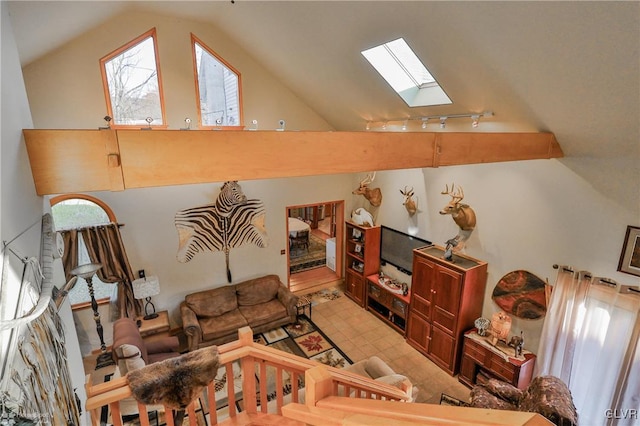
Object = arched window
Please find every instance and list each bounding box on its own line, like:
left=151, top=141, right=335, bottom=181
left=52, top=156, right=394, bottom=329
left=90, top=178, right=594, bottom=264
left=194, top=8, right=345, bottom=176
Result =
left=100, top=28, right=167, bottom=128
left=191, top=34, right=243, bottom=129
left=50, top=195, right=116, bottom=307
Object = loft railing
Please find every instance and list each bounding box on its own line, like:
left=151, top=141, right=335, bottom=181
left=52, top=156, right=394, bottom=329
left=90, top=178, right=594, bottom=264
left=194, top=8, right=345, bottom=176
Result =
left=85, top=326, right=411, bottom=425
left=85, top=326, right=551, bottom=425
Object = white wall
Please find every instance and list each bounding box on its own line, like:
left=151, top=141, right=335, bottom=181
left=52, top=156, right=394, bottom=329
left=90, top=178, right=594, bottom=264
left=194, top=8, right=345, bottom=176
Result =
left=1, top=3, right=87, bottom=424
left=371, top=160, right=639, bottom=351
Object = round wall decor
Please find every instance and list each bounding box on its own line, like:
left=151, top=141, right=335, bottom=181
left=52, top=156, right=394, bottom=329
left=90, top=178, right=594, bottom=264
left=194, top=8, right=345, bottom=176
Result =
left=492, top=270, right=547, bottom=319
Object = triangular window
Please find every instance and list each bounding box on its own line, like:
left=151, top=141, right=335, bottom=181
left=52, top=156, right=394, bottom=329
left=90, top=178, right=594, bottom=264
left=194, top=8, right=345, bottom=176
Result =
left=100, top=28, right=166, bottom=127
left=362, top=38, right=452, bottom=108
left=192, top=34, right=243, bottom=129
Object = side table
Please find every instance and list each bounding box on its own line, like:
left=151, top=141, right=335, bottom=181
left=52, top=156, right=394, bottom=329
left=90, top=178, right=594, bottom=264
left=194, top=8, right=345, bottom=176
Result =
left=296, top=295, right=312, bottom=320
left=459, top=329, right=536, bottom=390
left=136, top=310, right=170, bottom=337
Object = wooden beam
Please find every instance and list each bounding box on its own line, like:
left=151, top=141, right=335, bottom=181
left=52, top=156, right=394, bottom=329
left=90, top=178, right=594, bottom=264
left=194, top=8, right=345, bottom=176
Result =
left=23, top=129, right=124, bottom=195
left=23, top=129, right=562, bottom=195
left=116, top=130, right=436, bottom=189
left=435, top=132, right=562, bottom=167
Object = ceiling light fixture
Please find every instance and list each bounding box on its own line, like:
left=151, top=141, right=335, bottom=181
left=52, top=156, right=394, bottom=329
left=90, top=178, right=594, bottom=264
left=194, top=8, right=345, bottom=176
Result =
left=364, top=111, right=493, bottom=131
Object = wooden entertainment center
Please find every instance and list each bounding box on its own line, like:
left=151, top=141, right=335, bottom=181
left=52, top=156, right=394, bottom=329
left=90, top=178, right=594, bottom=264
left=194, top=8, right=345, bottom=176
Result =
left=344, top=221, right=380, bottom=307
left=405, top=245, right=488, bottom=376
left=343, top=221, right=489, bottom=376
left=365, top=274, right=410, bottom=334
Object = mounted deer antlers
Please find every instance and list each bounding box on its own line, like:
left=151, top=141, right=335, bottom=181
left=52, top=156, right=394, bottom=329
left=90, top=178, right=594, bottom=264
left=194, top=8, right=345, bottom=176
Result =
left=353, top=172, right=382, bottom=207
left=400, top=186, right=417, bottom=216
left=440, top=183, right=476, bottom=256
left=439, top=183, right=476, bottom=230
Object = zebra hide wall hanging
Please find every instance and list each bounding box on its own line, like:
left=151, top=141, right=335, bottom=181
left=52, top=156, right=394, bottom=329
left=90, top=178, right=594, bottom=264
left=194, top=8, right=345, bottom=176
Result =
left=175, top=181, right=268, bottom=283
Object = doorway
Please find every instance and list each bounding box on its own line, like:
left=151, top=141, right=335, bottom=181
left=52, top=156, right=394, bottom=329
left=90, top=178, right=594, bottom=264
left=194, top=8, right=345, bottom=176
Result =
left=286, top=201, right=344, bottom=294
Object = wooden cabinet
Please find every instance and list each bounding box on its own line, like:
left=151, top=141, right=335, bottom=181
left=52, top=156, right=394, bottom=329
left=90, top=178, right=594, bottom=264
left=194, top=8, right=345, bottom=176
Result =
left=406, top=245, right=487, bottom=375
left=458, top=331, right=536, bottom=390
left=365, top=274, right=410, bottom=334
left=344, top=222, right=380, bottom=307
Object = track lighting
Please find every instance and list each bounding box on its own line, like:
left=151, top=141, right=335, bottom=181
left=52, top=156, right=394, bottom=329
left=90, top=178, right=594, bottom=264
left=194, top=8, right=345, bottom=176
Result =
left=364, top=111, right=493, bottom=131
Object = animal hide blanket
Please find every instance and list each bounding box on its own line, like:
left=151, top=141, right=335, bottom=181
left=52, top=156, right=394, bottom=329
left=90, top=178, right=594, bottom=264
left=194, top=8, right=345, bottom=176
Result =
left=126, top=346, right=219, bottom=409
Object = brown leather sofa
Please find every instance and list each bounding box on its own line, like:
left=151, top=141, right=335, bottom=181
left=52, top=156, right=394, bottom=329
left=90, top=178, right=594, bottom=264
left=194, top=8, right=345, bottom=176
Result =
left=469, top=376, right=578, bottom=426
left=180, top=274, right=298, bottom=351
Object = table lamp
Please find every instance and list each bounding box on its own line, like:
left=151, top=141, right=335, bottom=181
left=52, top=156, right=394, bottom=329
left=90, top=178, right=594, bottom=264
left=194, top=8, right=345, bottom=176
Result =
left=132, top=276, right=161, bottom=320
left=71, top=262, right=114, bottom=369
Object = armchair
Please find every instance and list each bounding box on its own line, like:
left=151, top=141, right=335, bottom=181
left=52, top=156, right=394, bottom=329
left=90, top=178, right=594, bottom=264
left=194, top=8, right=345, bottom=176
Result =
left=469, top=376, right=578, bottom=426
left=110, top=317, right=181, bottom=419
left=344, top=356, right=418, bottom=402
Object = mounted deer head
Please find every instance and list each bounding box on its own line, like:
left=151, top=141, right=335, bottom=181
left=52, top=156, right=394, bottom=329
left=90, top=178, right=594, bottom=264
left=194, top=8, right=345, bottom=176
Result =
left=400, top=186, right=417, bottom=216
left=440, top=184, right=476, bottom=231
left=353, top=172, right=382, bottom=207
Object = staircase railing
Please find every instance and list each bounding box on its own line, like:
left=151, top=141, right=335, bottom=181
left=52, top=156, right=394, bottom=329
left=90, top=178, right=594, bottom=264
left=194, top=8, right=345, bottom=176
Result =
left=85, top=326, right=411, bottom=425
left=86, top=326, right=550, bottom=425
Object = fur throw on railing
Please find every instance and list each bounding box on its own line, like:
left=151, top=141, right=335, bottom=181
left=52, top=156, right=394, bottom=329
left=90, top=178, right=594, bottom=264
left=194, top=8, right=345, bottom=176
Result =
left=126, top=345, right=219, bottom=409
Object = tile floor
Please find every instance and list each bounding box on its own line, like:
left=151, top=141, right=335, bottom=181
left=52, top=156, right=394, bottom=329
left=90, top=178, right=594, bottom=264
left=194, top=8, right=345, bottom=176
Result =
left=309, top=291, right=471, bottom=405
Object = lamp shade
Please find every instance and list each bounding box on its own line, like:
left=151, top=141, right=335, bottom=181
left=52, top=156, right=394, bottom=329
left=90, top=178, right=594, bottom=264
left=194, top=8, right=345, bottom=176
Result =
left=132, top=276, right=160, bottom=300
left=71, top=262, right=102, bottom=279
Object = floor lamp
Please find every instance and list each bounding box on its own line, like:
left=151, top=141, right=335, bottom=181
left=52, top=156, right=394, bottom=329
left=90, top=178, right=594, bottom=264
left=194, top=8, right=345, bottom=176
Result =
left=71, top=262, right=114, bottom=369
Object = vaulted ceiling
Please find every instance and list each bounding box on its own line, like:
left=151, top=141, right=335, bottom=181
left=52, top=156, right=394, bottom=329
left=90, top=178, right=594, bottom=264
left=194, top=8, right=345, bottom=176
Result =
left=7, top=1, right=640, bottom=164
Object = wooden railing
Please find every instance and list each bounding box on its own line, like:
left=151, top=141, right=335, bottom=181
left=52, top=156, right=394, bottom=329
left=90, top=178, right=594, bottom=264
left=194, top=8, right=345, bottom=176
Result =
left=85, top=326, right=411, bottom=426
left=86, top=326, right=552, bottom=425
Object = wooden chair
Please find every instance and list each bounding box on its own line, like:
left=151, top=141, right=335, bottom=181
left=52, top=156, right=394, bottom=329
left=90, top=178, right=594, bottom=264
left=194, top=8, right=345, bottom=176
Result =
left=289, top=230, right=309, bottom=252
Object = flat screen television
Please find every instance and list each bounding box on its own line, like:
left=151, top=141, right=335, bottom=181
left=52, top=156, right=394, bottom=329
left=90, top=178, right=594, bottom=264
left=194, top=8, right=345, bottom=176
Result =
left=380, top=225, right=432, bottom=275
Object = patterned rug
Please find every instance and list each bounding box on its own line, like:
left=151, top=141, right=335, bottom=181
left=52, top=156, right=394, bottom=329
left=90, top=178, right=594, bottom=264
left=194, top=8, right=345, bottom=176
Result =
left=290, top=234, right=326, bottom=274
left=101, top=315, right=349, bottom=425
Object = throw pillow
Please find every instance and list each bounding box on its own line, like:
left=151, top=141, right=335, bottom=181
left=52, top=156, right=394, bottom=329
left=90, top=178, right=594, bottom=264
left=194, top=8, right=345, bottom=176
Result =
left=236, top=275, right=280, bottom=306
left=118, top=343, right=145, bottom=375
left=186, top=285, right=238, bottom=317
left=375, top=374, right=408, bottom=389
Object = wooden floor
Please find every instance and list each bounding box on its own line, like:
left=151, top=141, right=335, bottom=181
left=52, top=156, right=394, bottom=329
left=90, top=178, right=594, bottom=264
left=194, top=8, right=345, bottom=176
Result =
left=288, top=217, right=341, bottom=294
left=289, top=265, right=340, bottom=295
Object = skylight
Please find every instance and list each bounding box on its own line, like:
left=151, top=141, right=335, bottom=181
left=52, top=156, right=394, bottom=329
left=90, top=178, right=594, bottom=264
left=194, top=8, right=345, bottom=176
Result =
left=362, top=38, right=452, bottom=107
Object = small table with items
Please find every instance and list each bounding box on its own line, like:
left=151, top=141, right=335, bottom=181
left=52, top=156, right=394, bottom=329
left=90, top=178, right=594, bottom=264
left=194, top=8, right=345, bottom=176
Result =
left=459, top=329, right=536, bottom=390
left=296, top=295, right=312, bottom=320
left=136, top=310, right=170, bottom=337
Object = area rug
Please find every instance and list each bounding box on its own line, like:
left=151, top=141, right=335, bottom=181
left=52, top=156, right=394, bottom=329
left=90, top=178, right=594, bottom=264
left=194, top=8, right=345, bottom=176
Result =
left=305, top=286, right=343, bottom=306
left=100, top=315, right=349, bottom=425
left=290, top=234, right=326, bottom=274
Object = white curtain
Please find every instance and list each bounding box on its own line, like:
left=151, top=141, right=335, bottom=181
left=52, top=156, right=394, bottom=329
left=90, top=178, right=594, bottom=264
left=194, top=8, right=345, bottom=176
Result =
left=536, top=267, right=640, bottom=426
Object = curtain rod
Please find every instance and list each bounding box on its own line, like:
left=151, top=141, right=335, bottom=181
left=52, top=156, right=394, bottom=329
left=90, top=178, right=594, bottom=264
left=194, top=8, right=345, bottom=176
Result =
left=58, top=223, right=125, bottom=232
left=553, top=263, right=640, bottom=295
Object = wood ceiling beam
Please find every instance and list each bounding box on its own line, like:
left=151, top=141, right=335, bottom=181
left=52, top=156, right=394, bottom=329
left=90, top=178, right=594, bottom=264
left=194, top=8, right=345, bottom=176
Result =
left=23, top=129, right=562, bottom=195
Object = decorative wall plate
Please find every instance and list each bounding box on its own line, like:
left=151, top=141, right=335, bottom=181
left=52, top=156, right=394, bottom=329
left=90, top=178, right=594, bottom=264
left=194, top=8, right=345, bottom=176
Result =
left=492, top=270, right=547, bottom=319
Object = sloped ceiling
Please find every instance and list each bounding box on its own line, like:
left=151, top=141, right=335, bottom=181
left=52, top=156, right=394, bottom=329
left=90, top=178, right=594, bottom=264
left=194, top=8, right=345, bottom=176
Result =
left=7, top=1, right=640, bottom=163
